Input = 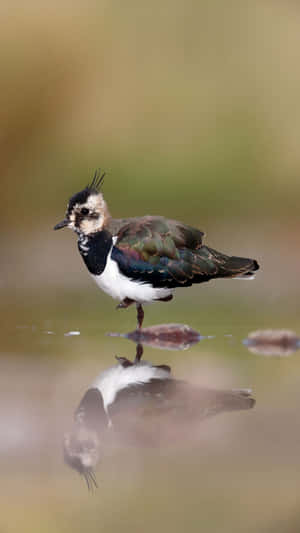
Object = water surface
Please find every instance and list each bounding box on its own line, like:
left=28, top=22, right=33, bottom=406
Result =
left=1, top=284, right=300, bottom=533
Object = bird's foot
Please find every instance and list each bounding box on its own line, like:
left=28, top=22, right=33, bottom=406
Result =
left=116, top=298, right=134, bottom=310
left=115, top=356, right=134, bottom=368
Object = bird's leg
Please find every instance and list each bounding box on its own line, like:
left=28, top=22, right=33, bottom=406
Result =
left=116, top=297, right=134, bottom=310
left=134, top=343, right=144, bottom=363
left=115, top=342, right=144, bottom=367
left=136, top=303, right=144, bottom=329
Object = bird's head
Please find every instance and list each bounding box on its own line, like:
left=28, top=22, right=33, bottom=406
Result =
left=63, top=427, right=99, bottom=491
left=54, top=170, right=110, bottom=236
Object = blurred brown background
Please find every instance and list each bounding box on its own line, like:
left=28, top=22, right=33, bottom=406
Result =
left=1, top=2, right=300, bottom=533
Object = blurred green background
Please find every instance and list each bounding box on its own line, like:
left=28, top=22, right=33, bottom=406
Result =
left=1, top=2, right=300, bottom=532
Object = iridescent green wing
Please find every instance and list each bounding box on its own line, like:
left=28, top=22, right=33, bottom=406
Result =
left=111, top=215, right=257, bottom=288
left=114, top=216, right=205, bottom=266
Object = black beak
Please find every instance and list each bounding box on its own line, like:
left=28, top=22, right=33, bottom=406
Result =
left=54, top=219, right=69, bottom=230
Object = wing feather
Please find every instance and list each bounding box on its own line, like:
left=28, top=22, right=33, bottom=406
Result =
left=110, top=216, right=257, bottom=289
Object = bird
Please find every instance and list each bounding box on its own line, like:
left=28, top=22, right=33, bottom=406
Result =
left=54, top=169, right=259, bottom=328
left=63, top=355, right=255, bottom=489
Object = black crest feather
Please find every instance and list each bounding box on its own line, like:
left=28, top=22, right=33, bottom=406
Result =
left=88, top=169, right=105, bottom=192
left=67, top=169, right=106, bottom=214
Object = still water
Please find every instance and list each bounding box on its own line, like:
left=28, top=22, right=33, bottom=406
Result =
left=1, top=285, right=300, bottom=533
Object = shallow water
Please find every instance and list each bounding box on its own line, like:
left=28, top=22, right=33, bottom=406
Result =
left=2, top=285, right=300, bottom=533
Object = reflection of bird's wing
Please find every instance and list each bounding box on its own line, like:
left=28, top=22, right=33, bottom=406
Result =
left=75, top=387, right=108, bottom=432
left=106, top=379, right=255, bottom=447
left=108, top=379, right=255, bottom=424
left=107, top=378, right=181, bottom=420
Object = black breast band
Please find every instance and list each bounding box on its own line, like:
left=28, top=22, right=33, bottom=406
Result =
left=78, top=230, right=113, bottom=275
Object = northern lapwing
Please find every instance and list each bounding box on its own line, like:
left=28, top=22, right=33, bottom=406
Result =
left=54, top=170, right=259, bottom=328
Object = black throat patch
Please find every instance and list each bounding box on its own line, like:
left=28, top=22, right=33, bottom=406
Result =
left=78, top=230, right=113, bottom=275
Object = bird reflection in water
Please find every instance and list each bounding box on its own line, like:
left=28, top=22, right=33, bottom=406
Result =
left=64, top=340, right=255, bottom=490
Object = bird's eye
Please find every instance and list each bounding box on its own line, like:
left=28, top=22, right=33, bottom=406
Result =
left=81, top=207, right=89, bottom=215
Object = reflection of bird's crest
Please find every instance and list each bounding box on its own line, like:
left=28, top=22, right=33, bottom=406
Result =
left=63, top=428, right=99, bottom=491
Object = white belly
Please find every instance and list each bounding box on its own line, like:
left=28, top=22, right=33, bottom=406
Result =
left=91, top=245, right=173, bottom=304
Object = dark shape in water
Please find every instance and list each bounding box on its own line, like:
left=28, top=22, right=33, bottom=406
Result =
left=108, top=323, right=203, bottom=351
left=243, top=329, right=300, bottom=356
left=64, top=354, right=255, bottom=490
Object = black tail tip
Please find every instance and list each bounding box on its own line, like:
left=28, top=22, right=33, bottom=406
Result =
left=239, top=391, right=256, bottom=409
left=253, top=260, right=260, bottom=271
left=248, top=397, right=256, bottom=409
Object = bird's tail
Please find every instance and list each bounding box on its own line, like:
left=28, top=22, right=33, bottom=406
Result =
left=186, top=386, right=256, bottom=421
left=202, top=246, right=259, bottom=279
left=195, top=387, right=256, bottom=419
left=216, top=388, right=256, bottom=412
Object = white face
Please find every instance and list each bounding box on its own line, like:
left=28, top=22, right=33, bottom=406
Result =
left=68, top=192, right=108, bottom=235
left=64, top=429, right=100, bottom=469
